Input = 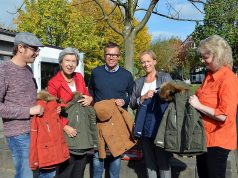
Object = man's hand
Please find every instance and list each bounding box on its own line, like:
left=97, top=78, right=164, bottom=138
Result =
left=115, top=99, right=125, bottom=107
left=78, top=95, right=93, bottom=106
left=63, top=125, right=77, bottom=137
left=30, top=105, right=44, bottom=116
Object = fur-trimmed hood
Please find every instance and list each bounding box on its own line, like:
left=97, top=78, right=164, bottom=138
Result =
left=37, top=90, right=57, bottom=102
left=159, top=80, right=190, bottom=102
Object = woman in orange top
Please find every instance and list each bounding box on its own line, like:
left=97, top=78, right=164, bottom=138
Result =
left=189, top=35, right=238, bottom=178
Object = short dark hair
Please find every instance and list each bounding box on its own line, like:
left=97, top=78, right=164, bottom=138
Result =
left=12, top=45, right=18, bottom=56
left=104, top=42, right=120, bottom=53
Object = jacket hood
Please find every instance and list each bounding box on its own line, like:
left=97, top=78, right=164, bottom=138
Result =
left=94, top=99, right=116, bottom=122
left=159, top=80, right=190, bottom=102
left=70, top=92, right=85, bottom=103
left=37, top=90, right=57, bottom=102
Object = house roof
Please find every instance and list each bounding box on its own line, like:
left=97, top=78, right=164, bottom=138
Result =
left=0, top=27, right=16, bottom=36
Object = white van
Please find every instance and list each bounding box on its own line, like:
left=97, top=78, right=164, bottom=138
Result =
left=31, top=46, right=84, bottom=91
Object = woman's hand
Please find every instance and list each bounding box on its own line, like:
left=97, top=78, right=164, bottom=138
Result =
left=63, top=125, right=77, bottom=137
left=78, top=95, right=93, bottom=106
left=189, top=94, right=226, bottom=122
left=189, top=95, right=202, bottom=110
left=140, top=90, right=155, bottom=103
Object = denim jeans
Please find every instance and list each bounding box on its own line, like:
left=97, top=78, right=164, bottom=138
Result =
left=93, top=151, right=121, bottom=178
left=141, top=137, right=172, bottom=178
left=38, top=169, right=56, bottom=178
left=196, top=147, right=230, bottom=178
left=6, top=133, right=33, bottom=178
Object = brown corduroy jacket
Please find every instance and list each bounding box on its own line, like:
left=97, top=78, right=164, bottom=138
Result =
left=94, top=99, right=136, bottom=159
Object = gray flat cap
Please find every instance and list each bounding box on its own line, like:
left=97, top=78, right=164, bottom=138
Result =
left=14, top=32, right=44, bottom=47
left=58, top=47, right=80, bottom=64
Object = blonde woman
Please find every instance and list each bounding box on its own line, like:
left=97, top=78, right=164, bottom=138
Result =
left=130, top=50, right=172, bottom=178
left=189, top=35, right=238, bottom=178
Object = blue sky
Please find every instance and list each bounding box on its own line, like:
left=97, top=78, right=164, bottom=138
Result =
left=0, top=0, right=204, bottom=41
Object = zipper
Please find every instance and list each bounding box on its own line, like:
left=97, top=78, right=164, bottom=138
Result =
left=76, top=114, right=79, bottom=122
left=46, top=120, right=50, bottom=132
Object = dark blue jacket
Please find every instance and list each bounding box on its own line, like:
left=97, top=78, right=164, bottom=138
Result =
left=133, top=94, right=168, bottom=138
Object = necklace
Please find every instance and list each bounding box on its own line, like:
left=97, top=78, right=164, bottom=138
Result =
left=66, top=78, right=74, bottom=83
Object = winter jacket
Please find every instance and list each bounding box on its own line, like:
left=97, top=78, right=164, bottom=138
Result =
left=30, top=91, right=70, bottom=170
left=63, top=92, right=98, bottom=154
left=94, top=99, right=137, bottom=159
left=154, top=80, right=207, bottom=155
left=134, top=95, right=168, bottom=138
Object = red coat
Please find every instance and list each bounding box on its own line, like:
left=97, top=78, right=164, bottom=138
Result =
left=30, top=94, right=70, bottom=170
left=47, top=71, right=89, bottom=126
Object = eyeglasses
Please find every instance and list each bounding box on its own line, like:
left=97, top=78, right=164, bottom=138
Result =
left=25, top=45, right=40, bottom=53
left=105, top=53, right=120, bottom=58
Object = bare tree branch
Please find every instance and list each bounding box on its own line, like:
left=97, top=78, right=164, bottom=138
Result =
left=109, top=0, right=126, bottom=7
left=134, top=0, right=159, bottom=34
left=136, top=8, right=203, bottom=22
left=165, top=0, right=181, bottom=19
left=7, top=2, right=24, bottom=15
left=189, top=1, right=205, bottom=14
left=187, top=0, right=207, bottom=5
left=92, top=0, right=123, bottom=35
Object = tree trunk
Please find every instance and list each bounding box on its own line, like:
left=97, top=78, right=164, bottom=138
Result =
left=124, top=30, right=135, bottom=74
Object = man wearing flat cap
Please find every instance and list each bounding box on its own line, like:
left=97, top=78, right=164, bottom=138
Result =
left=0, top=32, right=44, bottom=178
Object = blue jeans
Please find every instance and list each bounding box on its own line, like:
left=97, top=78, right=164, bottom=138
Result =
left=93, top=151, right=121, bottom=178
left=39, top=168, right=56, bottom=178
left=6, top=133, right=33, bottom=178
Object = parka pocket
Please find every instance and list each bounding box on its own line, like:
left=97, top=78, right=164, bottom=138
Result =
left=190, top=129, right=203, bottom=149
left=37, top=143, right=56, bottom=165
left=164, top=130, right=178, bottom=150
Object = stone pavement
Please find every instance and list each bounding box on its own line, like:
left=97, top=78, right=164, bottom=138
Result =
left=0, top=119, right=238, bottom=178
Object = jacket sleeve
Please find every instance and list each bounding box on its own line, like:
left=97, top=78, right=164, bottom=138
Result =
left=88, top=71, right=95, bottom=100
left=29, top=116, right=39, bottom=170
left=118, top=107, right=135, bottom=139
left=154, top=103, right=172, bottom=148
left=124, top=73, right=134, bottom=106
left=47, top=79, right=58, bottom=98
left=48, top=79, right=69, bottom=127
left=76, top=73, right=90, bottom=96
left=97, top=125, right=106, bottom=159
left=0, top=67, right=30, bottom=119
left=129, top=80, right=141, bottom=110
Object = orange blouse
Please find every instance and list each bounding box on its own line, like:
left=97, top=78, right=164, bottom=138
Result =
left=196, top=66, right=238, bottom=150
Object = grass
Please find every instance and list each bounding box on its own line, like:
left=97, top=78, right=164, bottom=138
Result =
left=190, top=84, right=201, bottom=94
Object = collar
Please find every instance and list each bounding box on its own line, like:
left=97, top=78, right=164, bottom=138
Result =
left=104, top=64, right=119, bottom=72
left=210, top=66, right=229, bottom=81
